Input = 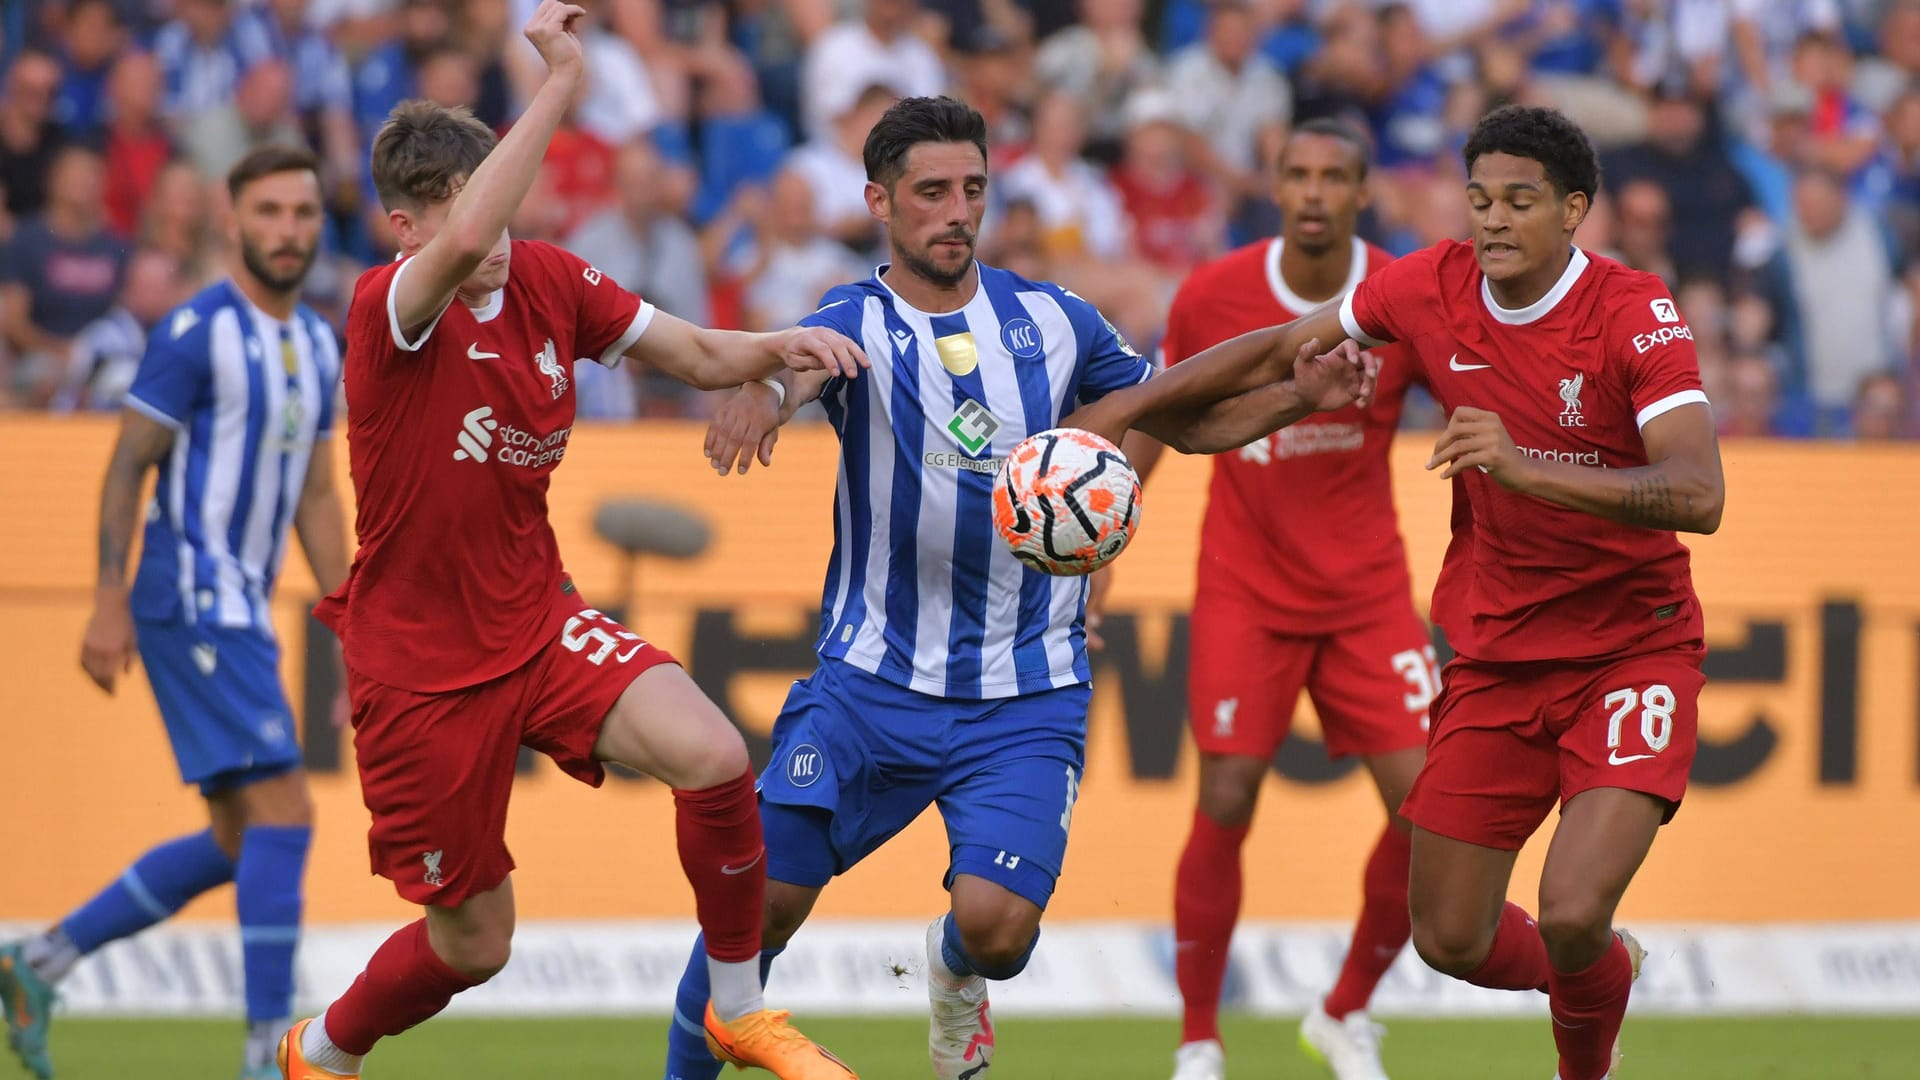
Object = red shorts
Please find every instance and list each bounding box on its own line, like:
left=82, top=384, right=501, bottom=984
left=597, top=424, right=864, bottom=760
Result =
left=348, top=603, right=677, bottom=905
left=1400, top=644, right=1705, bottom=852
left=1187, top=592, right=1436, bottom=760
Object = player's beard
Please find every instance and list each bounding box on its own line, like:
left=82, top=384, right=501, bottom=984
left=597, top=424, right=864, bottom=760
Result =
left=899, top=230, right=976, bottom=288
left=240, top=233, right=317, bottom=294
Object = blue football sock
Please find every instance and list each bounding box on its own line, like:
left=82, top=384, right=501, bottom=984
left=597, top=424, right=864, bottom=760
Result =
left=235, top=825, right=310, bottom=1024
left=663, top=932, right=785, bottom=1080
left=61, top=830, right=235, bottom=954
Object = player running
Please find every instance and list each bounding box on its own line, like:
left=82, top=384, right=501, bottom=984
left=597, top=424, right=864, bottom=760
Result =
left=278, top=5, right=866, bottom=1080
left=1095, top=119, right=1432, bottom=1080
left=664, top=96, right=1373, bottom=1080
left=0, top=145, right=346, bottom=1080
left=1069, top=105, right=1722, bottom=1080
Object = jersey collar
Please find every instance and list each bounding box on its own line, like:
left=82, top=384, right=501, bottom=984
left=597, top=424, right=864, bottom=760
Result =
left=1480, top=246, right=1590, bottom=326
left=1265, top=235, right=1368, bottom=313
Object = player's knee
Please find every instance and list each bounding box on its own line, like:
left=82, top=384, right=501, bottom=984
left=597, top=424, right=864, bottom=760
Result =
left=1410, top=914, right=1494, bottom=978
left=1535, top=892, right=1615, bottom=960
left=434, top=925, right=513, bottom=981
left=952, top=911, right=1041, bottom=980
left=1195, top=756, right=1265, bottom=828
left=763, top=887, right=814, bottom=950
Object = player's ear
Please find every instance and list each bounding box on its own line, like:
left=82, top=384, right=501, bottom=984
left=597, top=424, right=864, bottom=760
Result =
left=864, top=180, right=888, bottom=223
left=1562, top=190, right=1590, bottom=235
left=388, top=207, right=414, bottom=248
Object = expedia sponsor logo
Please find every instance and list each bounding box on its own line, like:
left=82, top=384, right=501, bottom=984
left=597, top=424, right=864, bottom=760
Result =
left=1633, top=324, right=1694, bottom=354
left=924, top=451, right=1006, bottom=474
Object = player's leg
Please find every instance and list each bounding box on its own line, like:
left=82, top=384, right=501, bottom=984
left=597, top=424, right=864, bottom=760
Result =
left=1297, top=613, right=1435, bottom=1079
left=1400, top=662, right=1558, bottom=994
left=207, top=766, right=315, bottom=1078
left=1536, top=650, right=1702, bottom=1080
left=283, top=675, right=518, bottom=1078
left=1170, top=596, right=1305, bottom=1078
left=929, top=682, right=1091, bottom=1080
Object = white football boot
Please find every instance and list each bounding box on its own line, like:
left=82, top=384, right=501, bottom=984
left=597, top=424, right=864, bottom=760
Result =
left=926, top=917, right=994, bottom=1079
left=1169, top=1038, right=1225, bottom=1080
left=1300, top=999, right=1389, bottom=1080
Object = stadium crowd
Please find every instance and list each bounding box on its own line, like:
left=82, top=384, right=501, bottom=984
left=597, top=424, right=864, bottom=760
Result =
left=0, top=0, right=1916, bottom=437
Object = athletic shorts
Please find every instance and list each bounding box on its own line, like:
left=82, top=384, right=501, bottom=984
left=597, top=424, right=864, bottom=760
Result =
left=755, top=657, right=1090, bottom=911
left=1187, top=591, right=1436, bottom=760
left=135, top=618, right=302, bottom=795
left=348, top=603, right=677, bottom=906
left=1400, top=643, right=1706, bottom=852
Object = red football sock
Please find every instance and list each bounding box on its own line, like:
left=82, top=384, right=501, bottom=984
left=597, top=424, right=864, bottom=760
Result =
left=674, top=769, right=765, bottom=964
left=1462, top=902, right=1552, bottom=993
left=1323, top=824, right=1411, bottom=1018
left=322, top=919, right=482, bottom=1055
left=1548, top=934, right=1634, bottom=1080
left=1173, top=808, right=1248, bottom=1046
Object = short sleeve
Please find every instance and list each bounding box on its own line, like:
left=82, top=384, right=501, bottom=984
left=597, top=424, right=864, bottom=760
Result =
left=798, top=285, right=869, bottom=408
left=552, top=245, right=652, bottom=368
left=1339, top=242, right=1447, bottom=349
left=1157, top=273, right=1204, bottom=368
left=1613, top=276, right=1708, bottom=430
left=1042, top=286, right=1153, bottom=404
left=124, top=307, right=212, bottom=430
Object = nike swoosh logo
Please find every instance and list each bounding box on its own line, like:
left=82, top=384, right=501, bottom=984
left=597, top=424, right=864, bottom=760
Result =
left=1449, top=354, right=1492, bottom=371
left=1608, top=751, right=1656, bottom=766
left=720, top=850, right=765, bottom=875
left=468, top=343, right=500, bottom=360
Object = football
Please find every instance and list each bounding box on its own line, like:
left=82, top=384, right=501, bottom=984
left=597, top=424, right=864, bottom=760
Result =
left=992, top=428, right=1143, bottom=576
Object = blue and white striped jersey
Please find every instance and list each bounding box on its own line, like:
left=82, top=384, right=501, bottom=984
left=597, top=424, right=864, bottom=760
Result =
left=803, top=263, right=1155, bottom=700
left=125, top=280, right=342, bottom=635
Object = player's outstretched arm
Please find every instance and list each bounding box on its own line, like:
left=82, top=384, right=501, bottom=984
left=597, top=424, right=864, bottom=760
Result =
left=1427, top=403, right=1724, bottom=533
left=703, top=369, right=834, bottom=476
left=1061, top=304, right=1368, bottom=450
left=80, top=409, right=174, bottom=693
left=390, top=0, right=587, bottom=337
left=626, top=312, right=866, bottom=391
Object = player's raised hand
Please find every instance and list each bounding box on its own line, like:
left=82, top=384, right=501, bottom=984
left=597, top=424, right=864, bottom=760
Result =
left=778, top=325, right=868, bottom=380
left=1291, top=337, right=1376, bottom=412
left=1426, top=406, right=1528, bottom=484
left=79, top=590, right=137, bottom=694
left=524, top=0, right=588, bottom=78
left=705, top=381, right=783, bottom=476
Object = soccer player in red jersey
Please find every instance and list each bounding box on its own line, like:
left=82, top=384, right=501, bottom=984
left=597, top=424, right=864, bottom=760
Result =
left=1068, top=105, right=1723, bottom=1080
left=1099, top=119, right=1432, bottom=1080
left=279, top=5, right=867, bottom=1080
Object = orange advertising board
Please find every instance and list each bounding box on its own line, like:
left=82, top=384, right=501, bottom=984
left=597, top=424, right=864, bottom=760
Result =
left=1, top=418, right=1917, bottom=927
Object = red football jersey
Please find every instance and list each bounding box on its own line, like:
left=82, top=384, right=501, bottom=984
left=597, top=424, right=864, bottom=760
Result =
left=1162, top=236, right=1419, bottom=634
left=316, top=241, right=653, bottom=692
left=1340, top=241, right=1708, bottom=664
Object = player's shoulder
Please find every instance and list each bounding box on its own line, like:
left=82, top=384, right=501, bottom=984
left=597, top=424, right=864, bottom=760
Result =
left=1581, top=249, right=1674, bottom=308
left=804, top=274, right=885, bottom=330
left=989, top=263, right=1098, bottom=323
left=1360, top=240, right=1399, bottom=275
left=152, top=280, right=242, bottom=353
left=1175, top=239, right=1270, bottom=298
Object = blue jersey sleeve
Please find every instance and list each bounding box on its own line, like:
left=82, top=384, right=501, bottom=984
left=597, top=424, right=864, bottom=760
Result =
left=124, top=307, right=213, bottom=429
left=1046, top=285, right=1154, bottom=405
left=798, top=285, right=868, bottom=408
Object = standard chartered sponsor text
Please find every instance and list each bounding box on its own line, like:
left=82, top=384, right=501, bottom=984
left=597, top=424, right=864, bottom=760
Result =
left=495, top=424, right=572, bottom=468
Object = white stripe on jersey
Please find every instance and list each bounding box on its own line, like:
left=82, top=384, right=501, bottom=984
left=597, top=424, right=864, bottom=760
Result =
left=846, top=293, right=899, bottom=668
left=204, top=308, right=255, bottom=627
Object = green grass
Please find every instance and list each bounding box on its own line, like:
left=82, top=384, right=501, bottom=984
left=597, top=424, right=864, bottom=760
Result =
left=34, top=1015, right=1920, bottom=1079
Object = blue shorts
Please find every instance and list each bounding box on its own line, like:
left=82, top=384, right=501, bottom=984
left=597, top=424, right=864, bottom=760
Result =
left=757, top=657, right=1090, bottom=910
left=136, top=619, right=301, bottom=795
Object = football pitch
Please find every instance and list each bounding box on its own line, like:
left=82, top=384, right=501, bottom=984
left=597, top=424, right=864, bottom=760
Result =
left=46, top=1015, right=1920, bottom=1078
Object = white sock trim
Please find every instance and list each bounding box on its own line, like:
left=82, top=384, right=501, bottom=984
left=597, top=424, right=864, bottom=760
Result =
left=22, top=928, right=80, bottom=984
left=301, top=1014, right=365, bottom=1074
left=707, top=956, right=764, bottom=1022
left=926, top=914, right=967, bottom=987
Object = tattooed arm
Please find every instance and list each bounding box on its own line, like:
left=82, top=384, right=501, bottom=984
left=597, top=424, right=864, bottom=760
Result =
left=1426, top=402, right=1724, bottom=534
left=80, top=409, right=176, bottom=692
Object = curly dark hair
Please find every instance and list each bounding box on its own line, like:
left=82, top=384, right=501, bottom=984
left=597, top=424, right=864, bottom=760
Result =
left=863, top=96, right=989, bottom=190
left=1462, top=104, right=1601, bottom=200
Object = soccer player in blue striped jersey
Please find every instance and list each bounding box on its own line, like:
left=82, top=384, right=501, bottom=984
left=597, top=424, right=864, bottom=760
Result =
left=0, top=146, right=348, bottom=1080
left=663, top=96, right=1376, bottom=1080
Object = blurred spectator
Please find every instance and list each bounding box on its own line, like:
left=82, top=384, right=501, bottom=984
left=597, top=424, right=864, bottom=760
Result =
left=574, top=1, right=666, bottom=145
left=1109, top=90, right=1221, bottom=276
left=51, top=0, right=125, bottom=138
left=566, top=140, right=711, bottom=328
left=1604, top=87, right=1763, bottom=284
left=450, top=0, right=517, bottom=130
left=0, top=145, right=127, bottom=407
left=414, top=44, right=482, bottom=110
left=1728, top=0, right=1842, bottom=102
left=242, top=0, right=361, bottom=209
left=140, top=159, right=222, bottom=277
left=977, top=196, right=1049, bottom=280
left=1000, top=91, right=1127, bottom=263
left=734, top=169, right=866, bottom=332
left=1785, top=30, right=1879, bottom=180
left=1719, top=350, right=1783, bottom=437
left=949, top=25, right=1032, bottom=160
left=51, top=246, right=183, bottom=413
left=1864, top=88, right=1920, bottom=261
left=1851, top=0, right=1920, bottom=112
left=1166, top=0, right=1291, bottom=205
left=683, top=50, right=792, bottom=223
left=786, top=83, right=895, bottom=251
left=1783, top=166, right=1902, bottom=419
left=1034, top=0, right=1159, bottom=158
left=1613, top=177, right=1677, bottom=281
left=100, top=51, right=174, bottom=239
left=0, top=51, right=67, bottom=230
left=1369, top=4, right=1451, bottom=170
left=353, top=0, right=451, bottom=136
left=1851, top=371, right=1911, bottom=439
left=153, top=0, right=272, bottom=119
left=800, top=0, right=946, bottom=143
